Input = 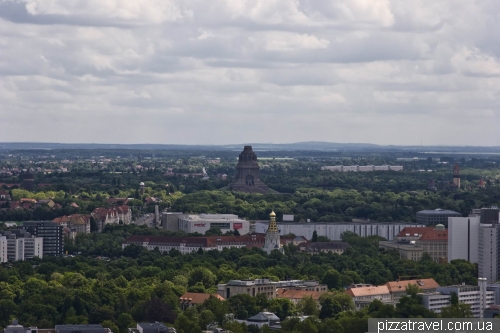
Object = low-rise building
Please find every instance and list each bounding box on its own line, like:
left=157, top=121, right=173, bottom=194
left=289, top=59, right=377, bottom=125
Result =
left=345, top=285, right=393, bottom=310
left=255, top=221, right=425, bottom=241
left=276, top=289, right=325, bottom=305
left=379, top=225, right=448, bottom=262
left=217, top=279, right=326, bottom=300
left=122, top=234, right=267, bottom=254
left=92, top=205, right=131, bottom=232
left=421, top=279, right=494, bottom=318
left=178, top=214, right=250, bottom=235
left=55, top=325, right=112, bottom=333
left=416, top=209, right=461, bottom=227
left=134, top=323, right=172, bottom=333
left=235, top=312, right=281, bottom=329
left=179, top=293, right=225, bottom=310
left=298, top=241, right=350, bottom=254
left=378, top=241, right=423, bottom=261
left=52, top=214, right=91, bottom=234
left=4, top=319, right=37, bottom=333
left=385, top=279, right=439, bottom=301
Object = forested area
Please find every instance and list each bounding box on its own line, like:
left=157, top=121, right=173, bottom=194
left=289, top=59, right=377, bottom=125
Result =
left=1, top=163, right=500, bottom=222
left=0, top=225, right=477, bottom=332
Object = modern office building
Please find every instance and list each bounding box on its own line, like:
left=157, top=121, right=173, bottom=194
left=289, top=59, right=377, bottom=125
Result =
left=21, top=221, right=64, bottom=257
left=416, top=209, right=461, bottom=227
left=178, top=214, right=250, bottom=235
left=480, top=207, right=500, bottom=224
left=1, top=230, right=43, bottom=262
left=161, top=212, right=187, bottom=231
left=448, top=216, right=480, bottom=263
left=255, top=221, right=425, bottom=241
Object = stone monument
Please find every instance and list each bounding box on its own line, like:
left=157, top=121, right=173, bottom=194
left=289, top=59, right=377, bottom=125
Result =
left=230, top=146, right=275, bottom=194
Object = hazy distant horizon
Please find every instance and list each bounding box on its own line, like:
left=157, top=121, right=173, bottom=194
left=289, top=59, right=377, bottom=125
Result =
left=1, top=141, right=500, bottom=150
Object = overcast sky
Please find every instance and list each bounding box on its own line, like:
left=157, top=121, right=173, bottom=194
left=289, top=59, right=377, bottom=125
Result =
left=0, top=0, right=499, bottom=146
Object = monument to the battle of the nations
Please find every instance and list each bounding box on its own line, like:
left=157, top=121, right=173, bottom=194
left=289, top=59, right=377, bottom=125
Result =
left=230, top=146, right=277, bottom=194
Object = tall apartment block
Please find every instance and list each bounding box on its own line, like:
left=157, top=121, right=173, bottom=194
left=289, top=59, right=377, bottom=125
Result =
left=20, top=221, right=64, bottom=257
left=448, top=207, right=500, bottom=283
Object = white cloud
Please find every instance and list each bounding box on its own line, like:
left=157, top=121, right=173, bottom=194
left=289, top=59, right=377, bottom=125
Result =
left=0, top=0, right=499, bottom=145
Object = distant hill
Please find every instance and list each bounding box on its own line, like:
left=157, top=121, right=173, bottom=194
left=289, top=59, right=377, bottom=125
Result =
left=0, top=141, right=499, bottom=153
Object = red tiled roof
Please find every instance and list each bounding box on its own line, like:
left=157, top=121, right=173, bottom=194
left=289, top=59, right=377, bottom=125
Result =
left=346, top=286, right=390, bottom=297
left=397, top=227, right=448, bottom=241
left=179, top=292, right=225, bottom=305
left=124, top=234, right=266, bottom=248
left=385, top=278, right=439, bottom=293
left=276, top=289, right=325, bottom=300
left=419, top=230, right=448, bottom=241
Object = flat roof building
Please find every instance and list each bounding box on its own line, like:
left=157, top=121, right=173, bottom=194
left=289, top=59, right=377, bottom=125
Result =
left=255, top=221, right=425, bottom=241
left=20, top=221, right=63, bottom=257
left=416, top=209, right=461, bottom=227
left=178, top=214, right=249, bottom=235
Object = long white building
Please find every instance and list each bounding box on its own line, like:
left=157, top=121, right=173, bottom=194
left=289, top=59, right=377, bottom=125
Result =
left=321, top=165, right=403, bottom=172
left=254, top=221, right=425, bottom=241
left=178, top=214, right=250, bottom=235
left=421, top=279, right=493, bottom=318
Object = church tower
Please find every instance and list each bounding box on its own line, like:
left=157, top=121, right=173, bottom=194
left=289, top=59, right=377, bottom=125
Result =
left=263, top=211, right=283, bottom=254
left=453, top=164, right=460, bottom=188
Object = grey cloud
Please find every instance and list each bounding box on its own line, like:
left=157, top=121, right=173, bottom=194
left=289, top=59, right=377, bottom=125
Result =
left=0, top=0, right=499, bottom=145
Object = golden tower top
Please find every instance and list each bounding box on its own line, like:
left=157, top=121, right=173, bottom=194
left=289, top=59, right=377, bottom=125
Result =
left=268, top=211, right=278, bottom=232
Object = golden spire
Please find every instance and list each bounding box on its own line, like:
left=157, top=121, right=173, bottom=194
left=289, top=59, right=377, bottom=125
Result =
left=268, top=210, right=278, bottom=232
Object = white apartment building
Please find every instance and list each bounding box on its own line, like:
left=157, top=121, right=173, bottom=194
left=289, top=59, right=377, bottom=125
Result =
left=321, top=166, right=342, bottom=171
left=321, top=165, right=403, bottom=172
left=178, top=214, right=249, bottom=235
left=1, top=230, right=43, bottom=262
left=358, top=166, right=374, bottom=172
left=342, top=165, right=359, bottom=172
left=422, top=279, right=494, bottom=318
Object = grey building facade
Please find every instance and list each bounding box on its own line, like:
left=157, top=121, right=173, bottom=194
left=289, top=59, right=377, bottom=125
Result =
left=416, top=209, right=461, bottom=227
left=21, top=221, right=64, bottom=257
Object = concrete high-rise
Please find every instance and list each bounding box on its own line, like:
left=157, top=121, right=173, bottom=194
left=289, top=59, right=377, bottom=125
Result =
left=479, top=224, right=498, bottom=283
left=448, top=216, right=480, bottom=263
